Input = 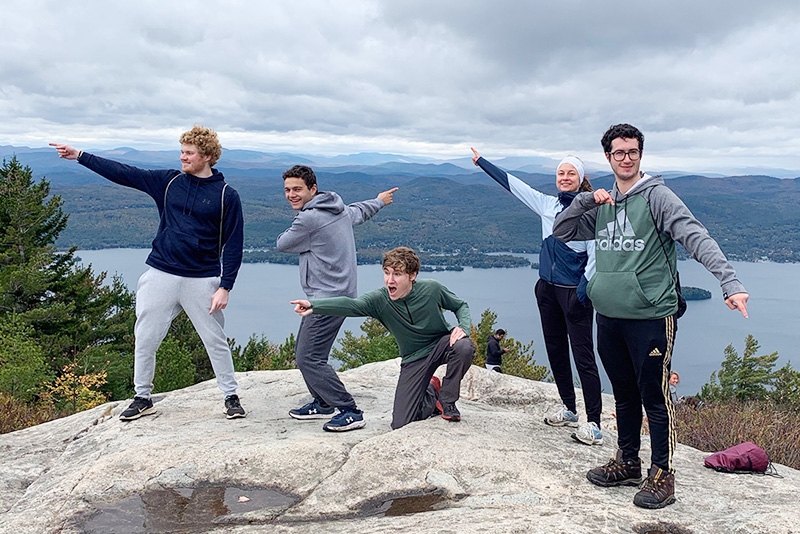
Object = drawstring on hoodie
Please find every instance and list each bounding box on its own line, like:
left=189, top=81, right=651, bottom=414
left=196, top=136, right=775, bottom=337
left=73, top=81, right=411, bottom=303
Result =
left=183, top=178, right=201, bottom=215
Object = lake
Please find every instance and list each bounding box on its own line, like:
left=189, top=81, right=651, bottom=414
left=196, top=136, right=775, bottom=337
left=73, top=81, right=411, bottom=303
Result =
left=76, top=249, right=799, bottom=397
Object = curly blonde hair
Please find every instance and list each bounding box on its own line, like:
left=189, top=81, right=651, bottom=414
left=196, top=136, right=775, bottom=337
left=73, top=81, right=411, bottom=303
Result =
left=382, top=247, right=420, bottom=276
left=179, top=125, right=222, bottom=167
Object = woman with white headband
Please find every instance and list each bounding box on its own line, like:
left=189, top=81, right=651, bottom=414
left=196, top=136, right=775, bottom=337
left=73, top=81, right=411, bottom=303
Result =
left=471, top=148, right=603, bottom=446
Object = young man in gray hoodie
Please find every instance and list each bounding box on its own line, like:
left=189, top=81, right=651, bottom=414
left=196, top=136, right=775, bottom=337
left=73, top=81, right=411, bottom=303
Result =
left=277, top=165, right=397, bottom=432
left=552, top=123, right=749, bottom=509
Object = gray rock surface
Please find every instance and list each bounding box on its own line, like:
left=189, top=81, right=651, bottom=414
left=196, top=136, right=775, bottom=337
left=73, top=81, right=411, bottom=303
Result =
left=1, top=360, right=798, bottom=533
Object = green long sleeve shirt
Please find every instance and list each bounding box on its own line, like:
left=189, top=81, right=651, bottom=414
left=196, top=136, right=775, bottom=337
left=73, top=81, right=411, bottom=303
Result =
left=309, top=279, right=471, bottom=364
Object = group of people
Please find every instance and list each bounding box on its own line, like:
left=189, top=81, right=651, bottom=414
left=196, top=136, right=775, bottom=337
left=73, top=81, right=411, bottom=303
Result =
left=51, top=121, right=749, bottom=510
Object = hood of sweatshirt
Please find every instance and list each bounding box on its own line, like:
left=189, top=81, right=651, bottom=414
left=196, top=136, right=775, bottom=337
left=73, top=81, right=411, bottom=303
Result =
left=181, top=169, right=226, bottom=215
left=610, top=173, right=661, bottom=202
left=301, top=191, right=345, bottom=215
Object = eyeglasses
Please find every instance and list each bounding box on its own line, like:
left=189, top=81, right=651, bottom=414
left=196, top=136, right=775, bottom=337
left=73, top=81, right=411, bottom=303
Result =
left=609, top=149, right=641, bottom=162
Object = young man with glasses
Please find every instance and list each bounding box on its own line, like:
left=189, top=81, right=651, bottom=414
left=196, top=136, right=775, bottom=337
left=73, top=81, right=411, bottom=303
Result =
left=552, top=123, right=749, bottom=509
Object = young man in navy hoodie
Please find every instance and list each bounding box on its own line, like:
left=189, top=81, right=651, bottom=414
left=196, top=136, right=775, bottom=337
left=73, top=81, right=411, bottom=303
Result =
left=50, top=126, right=246, bottom=421
left=278, top=164, right=397, bottom=432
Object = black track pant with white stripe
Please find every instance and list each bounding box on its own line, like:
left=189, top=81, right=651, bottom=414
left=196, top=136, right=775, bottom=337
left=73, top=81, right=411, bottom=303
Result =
left=596, top=313, right=678, bottom=472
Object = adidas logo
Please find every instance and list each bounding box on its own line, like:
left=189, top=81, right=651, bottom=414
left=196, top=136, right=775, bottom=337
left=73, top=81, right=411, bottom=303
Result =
left=648, top=348, right=662, bottom=357
left=597, top=208, right=645, bottom=252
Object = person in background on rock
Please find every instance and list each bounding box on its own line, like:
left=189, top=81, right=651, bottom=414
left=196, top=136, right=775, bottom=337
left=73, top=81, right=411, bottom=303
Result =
left=486, top=329, right=509, bottom=372
left=472, top=147, right=603, bottom=447
left=277, top=164, right=398, bottom=433
left=50, top=126, right=246, bottom=421
left=552, top=123, right=749, bottom=509
left=291, top=246, right=475, bottom=429
left=669, top=372, right=683, bottom=405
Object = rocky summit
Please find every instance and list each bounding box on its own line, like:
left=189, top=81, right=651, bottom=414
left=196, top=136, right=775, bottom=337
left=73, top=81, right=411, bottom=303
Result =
left=1, top=360, right=798, bottom=534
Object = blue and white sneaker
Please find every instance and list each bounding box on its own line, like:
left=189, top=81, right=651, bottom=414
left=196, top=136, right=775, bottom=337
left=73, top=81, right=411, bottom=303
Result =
left=322, top=408, right=366, bottom=432
left=544, top=405, right=579, bottom=427
left=289, top=399, right=335, bottom=420
left=572, top=421, right=604, bottom=445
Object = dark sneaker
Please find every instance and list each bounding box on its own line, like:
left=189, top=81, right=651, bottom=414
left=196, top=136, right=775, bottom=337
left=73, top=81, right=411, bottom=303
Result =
left=120, top=396, right=155, bottom=421
left=438, top=402, right=461, bottom=422
left=587, top=449, right=643, bottom=487
left=322, top=409, right=366, bottom=432
left=633, top=466, right=676, bottom=509
left=289, top=399, right=335, bottom=420
left=225, top=395, right=246, bottom=419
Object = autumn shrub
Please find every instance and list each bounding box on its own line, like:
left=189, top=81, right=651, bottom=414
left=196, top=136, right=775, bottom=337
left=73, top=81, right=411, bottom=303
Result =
left=0, top=393, right=63, bottom=434
left=675, top=400, right=800, bottom=470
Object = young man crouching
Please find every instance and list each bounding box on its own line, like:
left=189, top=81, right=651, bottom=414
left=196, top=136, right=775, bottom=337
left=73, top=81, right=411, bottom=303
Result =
left=291, top=247, right=475, bottom=429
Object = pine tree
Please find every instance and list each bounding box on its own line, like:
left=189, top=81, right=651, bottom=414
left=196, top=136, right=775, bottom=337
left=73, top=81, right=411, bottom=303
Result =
left=0, top=156, right=135, bottom=403
left=700, top=334, right=778, bottom=402
left=470, top=308, right=549, bottom=381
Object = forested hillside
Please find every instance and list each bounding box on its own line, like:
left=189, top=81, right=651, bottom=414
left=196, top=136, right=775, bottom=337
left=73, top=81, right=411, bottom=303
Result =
left=48, top=167, right=800, bottom=264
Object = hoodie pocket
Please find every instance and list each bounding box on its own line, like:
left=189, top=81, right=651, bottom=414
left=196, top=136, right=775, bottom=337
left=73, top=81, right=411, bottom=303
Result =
left=587, top=271, right=653, bottom=318
left=153, top=227, right=213, bottom=267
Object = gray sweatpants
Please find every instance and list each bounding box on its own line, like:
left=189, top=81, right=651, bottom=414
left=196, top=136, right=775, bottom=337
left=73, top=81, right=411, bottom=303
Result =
left=295, top=314, right=357, bottom=410
left=133, top=268, right=238, bottom=399
left=391, top=334, right=475, bottom=430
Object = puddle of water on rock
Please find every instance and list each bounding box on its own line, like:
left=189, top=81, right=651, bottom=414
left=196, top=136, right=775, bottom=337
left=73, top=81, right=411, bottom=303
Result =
left=634, top=523, right=693, bottom=534
left=360, top=491, right=450, bottom=517
left=80, top=485, right=295, bottom=533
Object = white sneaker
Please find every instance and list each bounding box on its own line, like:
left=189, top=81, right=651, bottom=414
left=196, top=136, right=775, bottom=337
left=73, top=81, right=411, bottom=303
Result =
left=572, top=421, right=604, bottom=445
left=544, top=405, right=579, bottom=427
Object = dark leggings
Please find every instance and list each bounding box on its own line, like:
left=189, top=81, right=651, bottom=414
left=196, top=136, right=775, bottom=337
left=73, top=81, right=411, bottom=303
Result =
left=535, top=279, right=602, bottom=425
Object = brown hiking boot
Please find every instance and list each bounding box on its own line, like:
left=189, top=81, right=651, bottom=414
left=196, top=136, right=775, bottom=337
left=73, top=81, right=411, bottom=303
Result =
left=633, top=465, right=676, bottom=509
left=587, top=449, right=643, bottom=487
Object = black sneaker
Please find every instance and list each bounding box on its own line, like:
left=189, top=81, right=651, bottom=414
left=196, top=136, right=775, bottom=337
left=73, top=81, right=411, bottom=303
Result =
left=120, top=396, right=155, bottom=421
left=289, top=399, right=335, bottom=420
left=586, top=449, right=643, bottom=487
left=633, top=466, right=676, bottom=509
left=225, top=395, right=246, bottom=419
left=438, top=401, right=461, bottom=422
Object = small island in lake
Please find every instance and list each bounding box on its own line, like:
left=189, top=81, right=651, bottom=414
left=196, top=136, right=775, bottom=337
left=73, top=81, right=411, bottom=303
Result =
left=682, top=286, right=712, bottom=300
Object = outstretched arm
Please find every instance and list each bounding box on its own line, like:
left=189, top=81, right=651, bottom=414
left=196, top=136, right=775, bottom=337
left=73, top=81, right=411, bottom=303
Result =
left=291, top=299, right=313, bottom=316
left=470, top=147, right=555, bottom=217
left=50, top=143, right=81, bottom=160
left=377, top=187, right=398, bottom=206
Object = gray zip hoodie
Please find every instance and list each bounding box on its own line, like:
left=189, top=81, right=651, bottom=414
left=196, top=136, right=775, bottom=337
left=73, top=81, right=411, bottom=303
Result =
left=277, top=191, right=385, bottom=298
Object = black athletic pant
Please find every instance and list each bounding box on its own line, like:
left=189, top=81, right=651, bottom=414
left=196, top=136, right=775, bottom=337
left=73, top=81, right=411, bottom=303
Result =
left=596, top=313, right=677, bottom=472
left=535, top=279, right=602, bottom=426
left=391, top=334, right=475, bottom=430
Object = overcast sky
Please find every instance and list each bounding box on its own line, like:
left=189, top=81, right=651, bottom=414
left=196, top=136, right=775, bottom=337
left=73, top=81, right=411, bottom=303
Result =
left=2, top=1, right=799, bottom=173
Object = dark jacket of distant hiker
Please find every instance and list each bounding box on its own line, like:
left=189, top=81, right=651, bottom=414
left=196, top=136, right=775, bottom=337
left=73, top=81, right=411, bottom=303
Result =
left=486, top=335, right=504, bottom=367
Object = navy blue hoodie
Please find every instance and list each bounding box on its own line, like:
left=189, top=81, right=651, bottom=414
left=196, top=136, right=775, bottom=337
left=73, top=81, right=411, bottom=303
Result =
left=77, top=152, right=244, bottom=289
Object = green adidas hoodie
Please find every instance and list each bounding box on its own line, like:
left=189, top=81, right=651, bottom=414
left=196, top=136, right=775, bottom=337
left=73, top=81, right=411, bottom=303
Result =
left=552, top=174, right=746, bottom=320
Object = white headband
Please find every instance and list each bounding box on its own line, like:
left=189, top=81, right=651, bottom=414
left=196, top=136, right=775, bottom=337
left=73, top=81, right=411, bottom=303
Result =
left=557, top=156, right=585, bottom=181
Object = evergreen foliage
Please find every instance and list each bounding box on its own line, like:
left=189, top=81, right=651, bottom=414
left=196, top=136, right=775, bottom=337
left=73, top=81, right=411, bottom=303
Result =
left=232, top=333, right=297, bottom=371
left=0, top=318, right=51, bottom=401
left=700, top=334, right=779, bottom=402
left=470, top=309, right=550, bottom=381
left=153, top=337, right=197, bottom=394
left=333, top=318, right=400, bottom=370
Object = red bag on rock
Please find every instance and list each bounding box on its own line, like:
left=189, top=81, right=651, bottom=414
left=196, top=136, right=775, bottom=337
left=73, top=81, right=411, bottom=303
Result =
left=704, top=441, right=774, bottom=474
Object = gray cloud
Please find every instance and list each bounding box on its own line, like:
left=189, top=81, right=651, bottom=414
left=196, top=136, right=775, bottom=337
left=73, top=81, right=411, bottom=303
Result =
left=1, top=0, right=799, bottom=173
